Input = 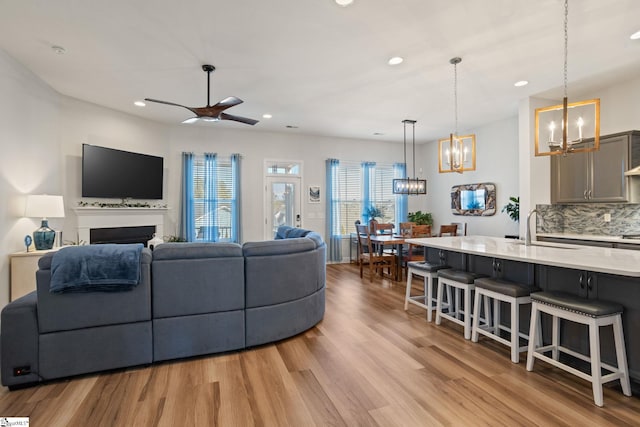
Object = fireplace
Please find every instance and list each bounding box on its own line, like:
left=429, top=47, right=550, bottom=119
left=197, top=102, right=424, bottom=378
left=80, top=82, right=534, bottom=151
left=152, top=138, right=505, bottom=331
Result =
left=74, top=207, right=167, bottom=245
left=90, top=225, right=156, bottom=246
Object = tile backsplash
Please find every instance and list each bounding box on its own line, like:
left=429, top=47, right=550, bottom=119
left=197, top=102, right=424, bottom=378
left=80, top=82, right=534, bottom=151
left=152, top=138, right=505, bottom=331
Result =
left=536, top=203, right=640, bottom=236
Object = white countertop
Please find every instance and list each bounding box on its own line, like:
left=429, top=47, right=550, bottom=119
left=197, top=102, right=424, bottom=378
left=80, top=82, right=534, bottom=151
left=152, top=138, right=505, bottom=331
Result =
left=537, top=232, right=640, bottom=245
left=406, top=236, right=640, bottom=277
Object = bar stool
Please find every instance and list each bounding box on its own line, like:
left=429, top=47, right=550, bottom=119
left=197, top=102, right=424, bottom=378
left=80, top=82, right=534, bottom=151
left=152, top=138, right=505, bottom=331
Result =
left=404, top=261, right=451, bottom=322
left=435, top=269, right=487, bottom=339
left=471, top=277, right=540, bottom=363
left=526, top=291, right=631, bottom=407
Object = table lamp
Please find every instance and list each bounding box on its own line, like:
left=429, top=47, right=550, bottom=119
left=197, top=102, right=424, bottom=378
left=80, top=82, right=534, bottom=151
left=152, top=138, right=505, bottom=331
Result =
left=25, top=194, right=65, bottom=250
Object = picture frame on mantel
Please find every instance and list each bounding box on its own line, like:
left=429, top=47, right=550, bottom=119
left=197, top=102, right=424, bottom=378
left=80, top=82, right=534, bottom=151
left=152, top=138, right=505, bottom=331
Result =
left=451, top=183, right=496, bottom=216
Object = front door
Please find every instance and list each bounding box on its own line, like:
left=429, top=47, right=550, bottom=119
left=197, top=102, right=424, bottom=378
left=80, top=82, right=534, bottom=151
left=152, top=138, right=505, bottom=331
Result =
left=265, top=176, right=302, bottom=239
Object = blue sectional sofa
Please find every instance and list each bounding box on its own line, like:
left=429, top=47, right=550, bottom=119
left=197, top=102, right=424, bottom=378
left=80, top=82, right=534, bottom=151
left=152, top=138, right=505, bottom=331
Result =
left=1, top=227, right=325, bottom=388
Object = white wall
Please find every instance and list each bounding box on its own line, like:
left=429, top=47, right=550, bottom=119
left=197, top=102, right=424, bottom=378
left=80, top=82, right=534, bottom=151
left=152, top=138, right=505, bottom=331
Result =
left=0, top=50, right=62, bottom=309
left=419, top=116, right=520, bottom=237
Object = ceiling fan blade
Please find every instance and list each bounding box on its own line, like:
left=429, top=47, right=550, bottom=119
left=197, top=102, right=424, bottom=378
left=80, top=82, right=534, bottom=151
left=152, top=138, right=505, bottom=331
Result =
left=145, top=98, right=194, bottom=112
left=215, top=96, right=243, bottom=108
left=220, top=112, right=259, bottom=126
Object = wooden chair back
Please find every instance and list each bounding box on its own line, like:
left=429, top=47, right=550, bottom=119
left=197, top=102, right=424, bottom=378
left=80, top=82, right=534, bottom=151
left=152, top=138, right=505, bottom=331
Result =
left=371, top=219, right=395, bottom=234
left=439, top=224, right=458, bottom=237
left=451, top=222, right=467, bottom=236
left=355, top=224, right=373, bottom=256
left=410, top=224, right=431, bottom=238
left=399, top=222, right=416, bottom=237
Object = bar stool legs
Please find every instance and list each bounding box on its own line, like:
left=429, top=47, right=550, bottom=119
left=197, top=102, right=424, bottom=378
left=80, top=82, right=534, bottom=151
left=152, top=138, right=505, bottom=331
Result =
left=526, top=292, right=632, bottom=407
left=404, top=262, right=450, bottom=322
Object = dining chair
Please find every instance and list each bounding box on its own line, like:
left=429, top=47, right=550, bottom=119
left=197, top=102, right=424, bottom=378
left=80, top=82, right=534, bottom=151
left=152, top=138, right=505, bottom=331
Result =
left=356, top=224, right=396, bottom=282
left=403, top=224, right=432, bottom=278
left=451, top=222, right=467, bottom=236
left=399, top=222, right=416, bottom=237
left=439, top=224, right=458, bottom=237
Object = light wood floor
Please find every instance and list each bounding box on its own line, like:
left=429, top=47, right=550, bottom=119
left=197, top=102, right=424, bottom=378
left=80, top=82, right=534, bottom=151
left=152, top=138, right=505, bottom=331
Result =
left=2, top=263, right=640, bottom=426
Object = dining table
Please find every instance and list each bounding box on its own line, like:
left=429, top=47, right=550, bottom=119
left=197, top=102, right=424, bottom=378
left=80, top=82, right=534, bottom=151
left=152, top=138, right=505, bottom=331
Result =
left=368, top=233, right=406, bottom=281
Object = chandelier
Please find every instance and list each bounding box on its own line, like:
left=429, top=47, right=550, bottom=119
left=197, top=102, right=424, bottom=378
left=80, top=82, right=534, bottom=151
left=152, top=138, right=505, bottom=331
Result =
left=438, top=57, right=476, bottom=173
left=393, top=119, right=427, bottom=195
left=534, top=0, right=600, bottom=156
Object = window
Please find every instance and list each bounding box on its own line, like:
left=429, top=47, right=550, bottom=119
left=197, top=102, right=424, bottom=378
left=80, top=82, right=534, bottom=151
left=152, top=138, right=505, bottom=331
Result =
left=331, top=161, right=400, bottom=236
left=182, top=153, right=240, bottom=242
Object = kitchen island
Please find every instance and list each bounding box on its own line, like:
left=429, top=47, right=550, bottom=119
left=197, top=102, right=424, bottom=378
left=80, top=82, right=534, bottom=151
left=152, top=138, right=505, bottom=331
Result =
left=406, top=235, right=640, bottom=385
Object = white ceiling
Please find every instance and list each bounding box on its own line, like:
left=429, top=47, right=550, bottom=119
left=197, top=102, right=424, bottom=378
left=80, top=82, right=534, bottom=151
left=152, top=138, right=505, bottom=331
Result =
left=1, top=0, right=639, bottom=143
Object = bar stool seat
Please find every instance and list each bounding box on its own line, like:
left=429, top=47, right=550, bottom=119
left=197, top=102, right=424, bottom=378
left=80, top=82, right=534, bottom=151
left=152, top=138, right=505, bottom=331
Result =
left=526, top=291, right=632, bottom=407
left=404, top=261, right=451, bottom=322
left=435, top=269, right=487, bottom=339
left=471, top=278, right=540, bottom=363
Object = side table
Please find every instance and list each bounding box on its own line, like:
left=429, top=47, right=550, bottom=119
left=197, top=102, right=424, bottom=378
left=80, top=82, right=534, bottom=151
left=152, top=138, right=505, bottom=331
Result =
left=9, top=247, right=61, bottom=301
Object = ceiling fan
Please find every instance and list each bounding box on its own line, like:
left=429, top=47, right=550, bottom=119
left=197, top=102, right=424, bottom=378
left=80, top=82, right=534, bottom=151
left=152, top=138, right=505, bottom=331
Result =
left=145, top=64, right=258, bottom=125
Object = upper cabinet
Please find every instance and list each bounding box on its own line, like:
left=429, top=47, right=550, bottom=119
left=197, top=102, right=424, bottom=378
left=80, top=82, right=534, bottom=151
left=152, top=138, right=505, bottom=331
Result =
left=551, top=131, right=640, bottom=203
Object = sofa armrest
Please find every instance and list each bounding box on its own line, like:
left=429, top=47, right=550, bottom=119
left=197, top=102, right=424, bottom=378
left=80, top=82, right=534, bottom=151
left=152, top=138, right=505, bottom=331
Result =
left=1, top=292, right=40, bottom=387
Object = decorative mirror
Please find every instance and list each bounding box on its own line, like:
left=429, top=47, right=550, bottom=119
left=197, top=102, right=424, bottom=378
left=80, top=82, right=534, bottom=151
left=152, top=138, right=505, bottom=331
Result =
left=451, top=183, right=496, bottom=216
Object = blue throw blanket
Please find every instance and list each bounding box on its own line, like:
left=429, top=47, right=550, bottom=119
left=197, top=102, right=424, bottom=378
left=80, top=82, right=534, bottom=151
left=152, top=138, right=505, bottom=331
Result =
left=50, top=244, right=143, bottom=293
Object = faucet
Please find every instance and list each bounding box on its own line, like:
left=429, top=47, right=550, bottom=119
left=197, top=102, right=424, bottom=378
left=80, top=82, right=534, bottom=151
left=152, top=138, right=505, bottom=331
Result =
left=525, top=208, right=538, bottom=246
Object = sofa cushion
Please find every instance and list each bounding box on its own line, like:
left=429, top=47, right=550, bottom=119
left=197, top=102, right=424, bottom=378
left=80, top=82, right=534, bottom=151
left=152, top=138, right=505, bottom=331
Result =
left=152, top=242, right=245, bottom=318
left=37, top=249, right=152, bottom=334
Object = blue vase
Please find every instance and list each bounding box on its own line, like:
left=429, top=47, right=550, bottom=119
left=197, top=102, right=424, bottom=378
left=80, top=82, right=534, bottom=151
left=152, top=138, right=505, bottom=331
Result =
left=33, top=219, right=55, bottom=250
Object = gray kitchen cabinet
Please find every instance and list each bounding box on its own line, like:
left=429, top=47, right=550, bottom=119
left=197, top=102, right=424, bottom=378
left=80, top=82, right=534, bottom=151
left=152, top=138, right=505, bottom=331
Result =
left=551, top=131, right=640, bottom=203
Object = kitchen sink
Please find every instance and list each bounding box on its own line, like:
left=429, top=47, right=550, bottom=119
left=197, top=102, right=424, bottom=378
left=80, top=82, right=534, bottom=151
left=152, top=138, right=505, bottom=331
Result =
left=510, top=241, right=578, bottom=250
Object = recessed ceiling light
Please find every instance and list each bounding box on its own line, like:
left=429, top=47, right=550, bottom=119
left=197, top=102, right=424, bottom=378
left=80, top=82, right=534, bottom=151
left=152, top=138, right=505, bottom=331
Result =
left=388, top=56, right=404, bottom=66
left=373, top=132, right=384, bottom=136
left=514, top=80, right=529, bottom=87
left=286, top=125, right=298, bottom=129
left=262, top=113, right=273, bottom=119
left=631, top=30, right=640, bottom=40
left=51, top=45, right=66, bottom=55
left=335, top=0, right=354, bottom=7
left=134, top=101, right=146, bottom=107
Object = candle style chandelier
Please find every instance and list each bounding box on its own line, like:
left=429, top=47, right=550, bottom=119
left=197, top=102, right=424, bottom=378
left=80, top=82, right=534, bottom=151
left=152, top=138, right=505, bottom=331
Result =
left=438, top=57, right=476, bottom=173
left=393, top=119, right=427, bottom=195
left=534, top=0, right=600, bottom=156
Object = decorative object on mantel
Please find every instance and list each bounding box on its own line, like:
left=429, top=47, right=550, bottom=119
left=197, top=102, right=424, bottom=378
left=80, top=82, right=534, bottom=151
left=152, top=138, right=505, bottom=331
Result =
left=438, top=57, right=476, bottom=173
left=502, top=196, right=520, bottom=222
left=450, top=183, right=496, bottom=216
left=78, top=198, right=167, bottom=209
left=393, top=119, right=427, bottom=195
left=163, top=235, right=187, bottom=242
left=25, top=194, right=65, bottom=250
left=534, top=0, right=600, bottom=156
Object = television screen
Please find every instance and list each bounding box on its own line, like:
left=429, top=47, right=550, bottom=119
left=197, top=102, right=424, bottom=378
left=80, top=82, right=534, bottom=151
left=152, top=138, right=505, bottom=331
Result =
left=82, top=144, right=164, bottom=199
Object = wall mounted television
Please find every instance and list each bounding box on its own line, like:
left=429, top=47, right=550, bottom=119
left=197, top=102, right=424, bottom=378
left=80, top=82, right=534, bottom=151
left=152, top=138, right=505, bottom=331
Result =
left=82, top=144, right=164, bottom=200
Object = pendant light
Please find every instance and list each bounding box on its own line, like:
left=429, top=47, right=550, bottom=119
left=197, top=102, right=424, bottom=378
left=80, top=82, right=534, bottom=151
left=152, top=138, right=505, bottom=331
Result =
left=393, top=119, right=426, bottom=195
left=438, top=57, right=476, bottom=173
left=534, top=0, right=600, bottom=156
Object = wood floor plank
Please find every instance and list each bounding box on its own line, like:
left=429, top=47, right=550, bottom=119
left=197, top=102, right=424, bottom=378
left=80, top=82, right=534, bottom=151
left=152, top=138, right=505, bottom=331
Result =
left=1, top=263, right=640, bottom=426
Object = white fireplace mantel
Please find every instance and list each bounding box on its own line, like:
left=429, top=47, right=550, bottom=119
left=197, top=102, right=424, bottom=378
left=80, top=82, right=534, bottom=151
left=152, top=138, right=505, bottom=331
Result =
left=74, top=207, right=168, bottom=243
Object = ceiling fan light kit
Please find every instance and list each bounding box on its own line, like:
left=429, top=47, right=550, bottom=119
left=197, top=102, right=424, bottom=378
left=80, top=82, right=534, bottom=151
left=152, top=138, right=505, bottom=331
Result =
left=145, top=64, right=258, bottom=126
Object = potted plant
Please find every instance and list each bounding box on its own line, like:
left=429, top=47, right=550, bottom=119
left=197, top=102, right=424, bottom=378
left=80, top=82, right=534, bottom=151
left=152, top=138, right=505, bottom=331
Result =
left=366, top=205, right=383, bottom=222
left=407, top=211, right=433, bottom=226
left=502, top=196, right=519, bottom=239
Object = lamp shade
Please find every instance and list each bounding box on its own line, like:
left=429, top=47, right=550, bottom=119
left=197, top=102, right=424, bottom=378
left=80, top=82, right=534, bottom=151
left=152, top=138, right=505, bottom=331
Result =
left=25, top=195, right=65, bottom=219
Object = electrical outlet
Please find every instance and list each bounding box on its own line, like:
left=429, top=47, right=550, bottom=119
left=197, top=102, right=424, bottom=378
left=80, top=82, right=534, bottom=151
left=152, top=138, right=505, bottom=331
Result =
left=604, top=213, right=611, bottom=223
